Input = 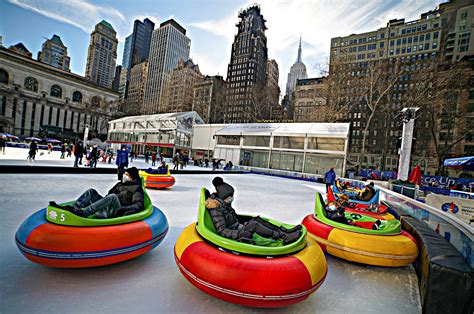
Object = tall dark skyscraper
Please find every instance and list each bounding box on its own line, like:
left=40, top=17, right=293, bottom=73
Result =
left=119, top=18, right=155, bottom=102
left=225, top=5, right=268, bottom=123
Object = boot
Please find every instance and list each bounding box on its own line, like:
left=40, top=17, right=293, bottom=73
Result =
left=372, top=219, right=382, bottom=230
left=279, top=225, right=302, bottom=233
left=282, top=230, right=303, bottom=244
left=69, top=207, right=87, bottom=217
left=49, top=201, right=68, bottom=210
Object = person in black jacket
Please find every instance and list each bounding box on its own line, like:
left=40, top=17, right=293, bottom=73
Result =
left=73, top=141, right=83, bottom=168
left=49, top=167, right=144, bottom=219
left=205, top=177, right=302, bottom=244
left=89, top=144, right=98, bottom=168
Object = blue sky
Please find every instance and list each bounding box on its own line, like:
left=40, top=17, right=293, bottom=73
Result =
left=0, top=0, right=441, bottom=92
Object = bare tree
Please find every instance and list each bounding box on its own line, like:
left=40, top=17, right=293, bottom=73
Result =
left=357, top=59, right=407, bottom=170
left=400, top=56, right=472, bottom=174
left=249, top=84, right=278, bottom=122
left=307, top=54, right=353, bottom=123
left=425, top=61, right=471, bottom=174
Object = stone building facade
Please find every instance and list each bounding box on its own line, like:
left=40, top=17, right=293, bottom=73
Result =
left=192, top=75, right=226, bottom=123
left=329, top=0, right=474, bottom=173
left=125, top=61, right=148, bottom=115
left=0, top=47, right=119, bottom=140
left=266, top=59, right=280, bottom=102
left=293, top=77, right=327, bottom=122
left=161, top=59, right=203, bottom=114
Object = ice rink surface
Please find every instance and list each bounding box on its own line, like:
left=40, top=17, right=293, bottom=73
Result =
left=0, top=173, right=421, bottom=313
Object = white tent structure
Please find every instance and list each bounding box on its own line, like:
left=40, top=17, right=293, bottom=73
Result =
left=211, top=122, right=350, bottom=175
left=108, top=112, right=204, bottom=155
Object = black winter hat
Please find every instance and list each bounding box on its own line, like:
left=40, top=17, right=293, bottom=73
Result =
left=125, top=167, right=140, bottom=181
left=212, top=177, right=234, bottom=200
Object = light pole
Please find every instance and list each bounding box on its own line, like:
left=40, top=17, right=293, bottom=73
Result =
left=397, top=107, right=419, bottom=181
left=83, top=124, right=89, bottom=146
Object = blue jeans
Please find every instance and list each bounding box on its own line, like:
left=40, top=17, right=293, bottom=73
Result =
left=75, top=188, right=121, bottom=218
left=74, top=156, right=80, bottom=167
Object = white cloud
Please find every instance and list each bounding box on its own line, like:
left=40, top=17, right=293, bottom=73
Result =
left=190, top=0, right=440, bottom=91
left=8, top=0, right=128, bottom=40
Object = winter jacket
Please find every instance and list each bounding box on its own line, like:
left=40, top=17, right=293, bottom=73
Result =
left=29, top=142, right=38, bottom=153
left=326, top=205, right=345, bottom=220
left=206, top=195, right=242, bottom=240
left=74, top=145, right=83, bottom=157
left=359, top=186, right=375, bottom=201
left=107, top=179, right=144, bottom=217
left=324, top=169, right=336, bottom=184
left=145, top=166, right=168, bottom=174
left=91, top=147, right=98, bottom=160
left=116, top=149, right=129, bottom=167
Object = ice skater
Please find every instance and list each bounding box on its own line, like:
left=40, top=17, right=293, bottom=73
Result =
left=116, top=146, right=129, bottom=180
left=0, top=135, right=6, bottom=155
left=324, top=167, right=336, bottom=192
left=27, top=141, right=38, bottom=162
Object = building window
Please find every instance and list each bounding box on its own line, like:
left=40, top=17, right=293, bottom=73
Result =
left=469, top=90, right=474, bottom=100
left=217, top=135, right=240, bottom=145
left=243, top=136, right=270, bottom=147
left=50, top=85, right=62, bottom=98
left=24, top=77, right=38, bottom=92
left=72, top=91, right=83, bottom=103
left=273, top=136, right=305, bottom=150
left=0, top=69, right=8, bottom=84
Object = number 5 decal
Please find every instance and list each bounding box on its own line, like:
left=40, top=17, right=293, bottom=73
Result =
left=60, top=214, right=66, bottom=221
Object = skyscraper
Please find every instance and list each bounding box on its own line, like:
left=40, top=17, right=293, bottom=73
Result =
left=37, top=34, right=70, bottom=71
left=225, top=5, right=268, bottom=123
left=126, top=61, right=148, bottom=115
left=119, top=19, right=155, bottom=102
left=112, top=65, right=122, bottom=92
left=85, top=20, right=118, bottom=89
left=143, top=19, right=191, bottom=114
left=162, top=59, right=204, bottom=114
left=266, top=59, right=280, bottom=103
left=285, top=36, right=307, bottom=99
left=118, top=35, right=132, bottom=102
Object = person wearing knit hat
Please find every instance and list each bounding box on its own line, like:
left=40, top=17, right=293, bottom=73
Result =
left=49, top=166, right=144, bottom=219
left=212, top=177, right=234, bottom=200
left=205, top=177, right=302, bottom=244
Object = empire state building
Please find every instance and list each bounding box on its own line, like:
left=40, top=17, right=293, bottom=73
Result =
left=285, top=37, right=307, bottom=99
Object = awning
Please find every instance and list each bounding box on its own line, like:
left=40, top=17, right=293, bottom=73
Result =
left=444, top=156, right=474, bottom=171
left=214, top=123, right=350, bottom=138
